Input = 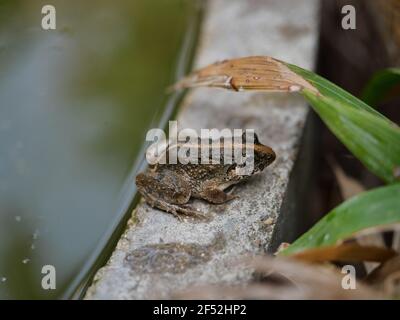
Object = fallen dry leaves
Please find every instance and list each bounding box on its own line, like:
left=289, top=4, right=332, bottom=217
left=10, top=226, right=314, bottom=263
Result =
left=174, top=255, right=380, bottom=300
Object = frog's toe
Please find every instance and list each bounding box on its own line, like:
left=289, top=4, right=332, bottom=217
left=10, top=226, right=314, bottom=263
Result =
left=178, top=204, right=209, bottom=220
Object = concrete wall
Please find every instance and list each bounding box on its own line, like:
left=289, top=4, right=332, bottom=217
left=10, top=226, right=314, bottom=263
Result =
left=85, top=0, right=318, bottom=299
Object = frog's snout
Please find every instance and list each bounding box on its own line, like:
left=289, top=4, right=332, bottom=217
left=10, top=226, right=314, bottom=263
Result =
left=256, top=144, right=276, bottom=165
left=265, top=146, right=276, bottom=164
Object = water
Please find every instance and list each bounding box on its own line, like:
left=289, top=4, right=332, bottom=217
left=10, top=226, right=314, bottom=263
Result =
left=0, top=0, right=201, bottom=299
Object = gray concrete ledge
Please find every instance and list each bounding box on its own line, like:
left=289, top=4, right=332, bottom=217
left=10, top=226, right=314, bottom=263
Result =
left=85, top=0, right=318, bottom=299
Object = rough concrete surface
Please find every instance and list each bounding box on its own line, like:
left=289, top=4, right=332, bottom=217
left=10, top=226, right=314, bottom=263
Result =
left=85, top=0, right=318, bottom=299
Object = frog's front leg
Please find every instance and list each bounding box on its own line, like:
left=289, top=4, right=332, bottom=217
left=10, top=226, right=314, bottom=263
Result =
left=136, top=171, right=207, bottom=219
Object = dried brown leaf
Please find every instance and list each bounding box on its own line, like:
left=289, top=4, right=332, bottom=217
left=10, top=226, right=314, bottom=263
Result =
left=292, top=243, right=396, bottom=263
left=174, top=255, right=380, bottom=300
left=171, top=56, right=319, bottom=94
left=367, top=256, right=400, bottom=283
left=367, top=255, right=400, bottom=297
left=393, top=231, right=400, bottom=252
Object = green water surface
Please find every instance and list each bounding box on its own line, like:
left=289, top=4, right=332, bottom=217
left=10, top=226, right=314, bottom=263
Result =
left=0, top=0, right=200, bottom=299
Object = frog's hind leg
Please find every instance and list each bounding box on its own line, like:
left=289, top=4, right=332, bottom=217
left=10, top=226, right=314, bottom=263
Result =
left=143, top=193, right=207, bottom=220
left=136, top=171, right=207, bottom=220
left=199, top=188, right=238, bottom=204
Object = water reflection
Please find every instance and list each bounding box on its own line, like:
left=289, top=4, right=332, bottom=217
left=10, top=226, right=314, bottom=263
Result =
left=0, top=0, right=200, bottom=299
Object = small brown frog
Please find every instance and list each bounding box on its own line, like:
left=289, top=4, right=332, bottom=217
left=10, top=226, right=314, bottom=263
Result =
left=136, top=133, right=275, bottom=219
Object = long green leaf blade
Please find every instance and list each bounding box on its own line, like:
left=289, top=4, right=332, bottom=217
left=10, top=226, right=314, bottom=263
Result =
left=302, top=89, right=400, bottom=184
left=281, top=184, right=400, bottom=255
left=286, top=64, right=400, bottom=184
left=286, top=63, right=391, bottom=121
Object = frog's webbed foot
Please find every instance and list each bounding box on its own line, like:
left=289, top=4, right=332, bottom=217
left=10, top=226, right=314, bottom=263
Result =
left=200, top=188, right=239, bottom=204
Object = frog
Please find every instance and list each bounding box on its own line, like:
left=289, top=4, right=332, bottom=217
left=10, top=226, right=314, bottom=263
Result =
left=135, top=132, right=276, bottom=219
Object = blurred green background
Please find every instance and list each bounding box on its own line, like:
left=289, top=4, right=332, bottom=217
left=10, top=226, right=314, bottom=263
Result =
left=0, top=0, right=200, bottom=299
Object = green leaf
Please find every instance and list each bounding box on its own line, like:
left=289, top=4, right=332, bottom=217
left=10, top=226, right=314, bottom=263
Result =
left=287, top=64, right=400, bottom=184
left=361, top=68, right=400, bottom=106
left=286, top=63, right=391, bottom=121
left=303, top=89, right=400, bottom=184
left=281, top=183, right=400, bottom=255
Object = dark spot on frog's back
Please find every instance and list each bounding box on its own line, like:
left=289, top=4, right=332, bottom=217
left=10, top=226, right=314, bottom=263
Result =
left=124, top=233, right=225, bottom=274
